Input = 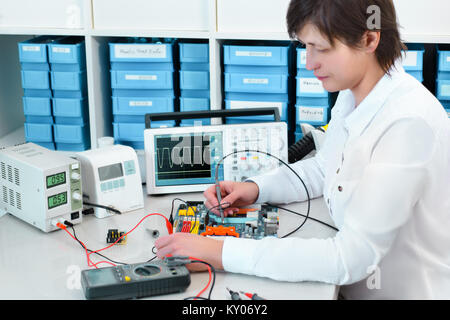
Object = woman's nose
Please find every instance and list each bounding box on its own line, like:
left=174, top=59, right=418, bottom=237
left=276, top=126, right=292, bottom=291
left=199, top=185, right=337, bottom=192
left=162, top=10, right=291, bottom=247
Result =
left=305, top=50, right=320, bottom=71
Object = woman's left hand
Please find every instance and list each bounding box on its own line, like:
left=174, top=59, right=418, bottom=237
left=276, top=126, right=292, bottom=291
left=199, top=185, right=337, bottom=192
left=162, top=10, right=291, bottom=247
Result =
left=154, top=232, right=224, bottom=272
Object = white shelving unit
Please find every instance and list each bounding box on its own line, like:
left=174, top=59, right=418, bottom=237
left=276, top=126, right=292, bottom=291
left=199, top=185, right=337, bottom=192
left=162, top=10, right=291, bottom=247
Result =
left=1, top=0, right=449, bottom=149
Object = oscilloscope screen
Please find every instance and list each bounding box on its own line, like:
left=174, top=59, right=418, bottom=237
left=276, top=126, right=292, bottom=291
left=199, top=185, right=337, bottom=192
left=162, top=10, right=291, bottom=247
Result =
left=155, top=135, right=212, bottom=181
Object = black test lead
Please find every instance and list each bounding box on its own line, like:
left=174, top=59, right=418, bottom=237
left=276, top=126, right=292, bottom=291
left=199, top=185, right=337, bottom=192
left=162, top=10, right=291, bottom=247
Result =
left=226, top=287, right=242, bottom=300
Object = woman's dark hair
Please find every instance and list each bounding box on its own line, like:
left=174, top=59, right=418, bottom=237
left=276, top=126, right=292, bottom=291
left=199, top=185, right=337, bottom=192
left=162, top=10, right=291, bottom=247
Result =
left=286, top=0, right=406, bottom=74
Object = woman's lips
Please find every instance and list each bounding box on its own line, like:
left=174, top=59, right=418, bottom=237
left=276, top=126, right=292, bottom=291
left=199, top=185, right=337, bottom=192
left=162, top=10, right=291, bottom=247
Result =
left=316, top=75, right=328, bottom=81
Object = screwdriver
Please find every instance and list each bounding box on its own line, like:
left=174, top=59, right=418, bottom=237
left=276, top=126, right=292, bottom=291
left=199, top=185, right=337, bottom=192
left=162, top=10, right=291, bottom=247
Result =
left=226, top=287, right=242, bottom=300
left=240, top=291, right=266, bottom=300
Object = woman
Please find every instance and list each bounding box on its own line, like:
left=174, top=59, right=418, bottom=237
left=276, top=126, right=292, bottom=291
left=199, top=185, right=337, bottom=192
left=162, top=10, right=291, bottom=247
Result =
left=155, top=0, right=450, bottom=299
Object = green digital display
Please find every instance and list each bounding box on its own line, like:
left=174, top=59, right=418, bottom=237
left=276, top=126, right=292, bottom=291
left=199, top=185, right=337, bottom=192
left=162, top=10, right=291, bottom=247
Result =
left=48, top=192, right=68, bottom=209
left=46, top=172, right=66, bottom=189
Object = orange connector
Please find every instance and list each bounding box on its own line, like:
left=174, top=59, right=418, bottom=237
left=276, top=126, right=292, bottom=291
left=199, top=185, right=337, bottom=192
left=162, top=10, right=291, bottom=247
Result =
left=200, top=225, right=240, bottom=238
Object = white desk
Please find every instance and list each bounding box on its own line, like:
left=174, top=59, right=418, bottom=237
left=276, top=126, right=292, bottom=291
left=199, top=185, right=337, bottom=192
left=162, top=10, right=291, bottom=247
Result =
left=0, top=188, right=338, bottom=300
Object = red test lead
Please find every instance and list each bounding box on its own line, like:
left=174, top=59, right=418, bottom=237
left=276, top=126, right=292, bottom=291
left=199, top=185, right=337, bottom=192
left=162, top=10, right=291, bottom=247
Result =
left=240, top=291, right=266, bottom=300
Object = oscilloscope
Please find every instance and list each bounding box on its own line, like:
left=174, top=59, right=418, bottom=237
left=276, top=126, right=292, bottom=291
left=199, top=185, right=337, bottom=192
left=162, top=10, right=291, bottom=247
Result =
left=144, top=122, right=288, bottom=194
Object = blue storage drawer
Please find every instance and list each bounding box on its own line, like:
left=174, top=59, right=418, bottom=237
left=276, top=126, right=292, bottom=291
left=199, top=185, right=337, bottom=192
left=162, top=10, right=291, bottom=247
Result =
left=224, top=73, right=288, bottom=93
left=180, top=62, right=209, bottom=71
left=225, top=99, right=288, bottom=122
left=180, top=71, right=209, bottom=90
left=50, top=71, right=87, bottom=91
left=21, top=70, right=50, bottom=89
left=23, top=89, right=52, bottom=98
left=110, top=70, right=173, bottom=89
left=18, top=36, right=54, bottom=63
left=52, top=97, right=88, bottom=124
left=296, top=104, right=330, bottom=126
left=54, top=123, right=90, bottom=144
left=436, top=80, right=450, bottom=100
left=112, top=96, right=175, bottom=123
left=296, top=74, right=328, bottom=98
left=402, top=46, right=424, bottom=71
left=112, top=96, right=174, bottom=116
left=48, top=37, right=86, bottom=66
left=23, top=96, right=52, bottom=116
left=24, top=123, right=53, bottom=142
left=224, top=45, right=289, bottom=66
left=180, top=97, right=210, bottom=110
left=24, top=116, right=53, bottom=124
left=180, top=101, right=210, bottom=126
left=113, top=121, right=175, bottom=144
left=180, top=89, right=210, bottom=99
left=179, top=43, right=209, bottom=63
left=20, top=62, right=49, bottom=71
left=438, top=49, right=450, bottom=73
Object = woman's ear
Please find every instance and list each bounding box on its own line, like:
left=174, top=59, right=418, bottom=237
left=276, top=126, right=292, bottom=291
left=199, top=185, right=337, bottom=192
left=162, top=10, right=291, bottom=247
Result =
left=361, top=31, right=381, bottom=53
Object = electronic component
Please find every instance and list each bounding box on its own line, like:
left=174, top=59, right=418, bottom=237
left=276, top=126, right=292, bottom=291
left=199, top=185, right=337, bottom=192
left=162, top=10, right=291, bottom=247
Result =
left=173, top=202, right=279, bottom=240
left=144, top=122, right=287, bottom=194
left=76, top=144, right=144, bottom=218
left=0, top=143, right=82, bottom=232
left=80, top=259, right=191, bottom=300
left=106, top=229, right=127, bottom=245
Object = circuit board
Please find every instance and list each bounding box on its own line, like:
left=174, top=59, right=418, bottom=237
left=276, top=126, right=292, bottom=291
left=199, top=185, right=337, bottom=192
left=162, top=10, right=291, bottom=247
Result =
left=173, top=201, right=279, bottom=239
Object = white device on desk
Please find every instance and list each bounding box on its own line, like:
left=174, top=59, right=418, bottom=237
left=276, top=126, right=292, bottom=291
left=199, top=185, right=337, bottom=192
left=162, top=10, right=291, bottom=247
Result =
left=144, top=122, right=288, bottom=194
left=76, top=144, right=144, bottom=218
left=0, top=143, right=82, bottom=232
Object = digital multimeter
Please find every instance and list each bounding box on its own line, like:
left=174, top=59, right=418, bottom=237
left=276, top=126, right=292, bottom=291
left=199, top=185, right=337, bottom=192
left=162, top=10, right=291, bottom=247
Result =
left=80, top=260, right=191, bottom=300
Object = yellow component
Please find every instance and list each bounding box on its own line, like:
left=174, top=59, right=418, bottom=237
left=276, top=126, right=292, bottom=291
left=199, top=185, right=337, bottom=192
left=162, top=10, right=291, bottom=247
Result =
left=187, top=207, right=196, bottom=216
left=178, top=209, right=187, bottom=216
left=252, top=156, right=258, bottom=160
left=190, top=221, right=200, bottom=234
left=124, top=276, right=131, bottom=282
left=322, top=124, right=329, bottom=131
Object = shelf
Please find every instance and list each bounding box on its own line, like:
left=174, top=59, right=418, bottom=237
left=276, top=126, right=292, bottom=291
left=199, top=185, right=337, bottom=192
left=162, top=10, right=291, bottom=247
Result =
left=90, top=29, right=211, bottom=39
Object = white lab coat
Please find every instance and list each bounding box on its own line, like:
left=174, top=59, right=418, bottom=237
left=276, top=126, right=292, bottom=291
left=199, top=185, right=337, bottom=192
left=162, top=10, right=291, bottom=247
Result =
left=221, top=65, right=450, bottom=299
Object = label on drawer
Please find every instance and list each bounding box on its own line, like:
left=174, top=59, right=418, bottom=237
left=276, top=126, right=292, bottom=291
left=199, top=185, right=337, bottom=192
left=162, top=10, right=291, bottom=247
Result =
left=300, top=50, right=307, bottom=65
left=125, top=74, right=157, bottom=81
left=243, top=78, right=269, bottom=85
left=52, top=47, right=71, bottom=54
left=299, top=78, right=325, bottom=93
left=447, top=56, right=450, bottom=63
left=114, top=44, right=167, bottom=59
left=235, top=51, right=272, bottom=57
left=441, top=84, right=450, bottom=97
left=129, top=100, right=153, bottom=107
left=229, top=100, right=283, bottom=117
left=22, top=46, right=40, bottom=52
left=402, top=52, right=418, bottom=67
left=298, top=106, right=325, bottom=122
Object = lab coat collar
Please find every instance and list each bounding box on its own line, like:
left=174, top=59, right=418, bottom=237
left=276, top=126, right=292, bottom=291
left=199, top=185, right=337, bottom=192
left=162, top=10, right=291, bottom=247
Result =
left=343, top=65, right=406, bottom=139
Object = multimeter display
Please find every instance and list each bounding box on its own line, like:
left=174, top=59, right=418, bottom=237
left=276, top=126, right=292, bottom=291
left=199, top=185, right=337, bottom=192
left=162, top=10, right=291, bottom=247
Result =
left=46, top=172, right=66, bottom=189
left=48, top=191, right=68, bottom=209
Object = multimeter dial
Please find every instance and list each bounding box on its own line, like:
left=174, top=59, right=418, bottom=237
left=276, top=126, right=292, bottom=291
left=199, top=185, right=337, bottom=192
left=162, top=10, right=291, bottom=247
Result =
left=133, top=265, right=161, bottom=277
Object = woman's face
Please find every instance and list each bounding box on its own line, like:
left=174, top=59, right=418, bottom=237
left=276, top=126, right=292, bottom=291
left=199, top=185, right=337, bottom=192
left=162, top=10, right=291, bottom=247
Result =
left=297, top=23, right=369, bottom=93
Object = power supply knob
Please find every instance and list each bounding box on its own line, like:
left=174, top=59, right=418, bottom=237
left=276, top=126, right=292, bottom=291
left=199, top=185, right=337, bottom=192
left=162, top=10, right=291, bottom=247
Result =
left=72, top=191, right=82, bottom=201
left=71, top=172, right=81, bottom=180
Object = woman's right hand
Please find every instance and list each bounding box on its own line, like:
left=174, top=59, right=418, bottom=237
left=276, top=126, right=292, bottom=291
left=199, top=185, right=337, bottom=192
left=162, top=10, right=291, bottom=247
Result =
left=203, top=181, right=259, bottom=216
